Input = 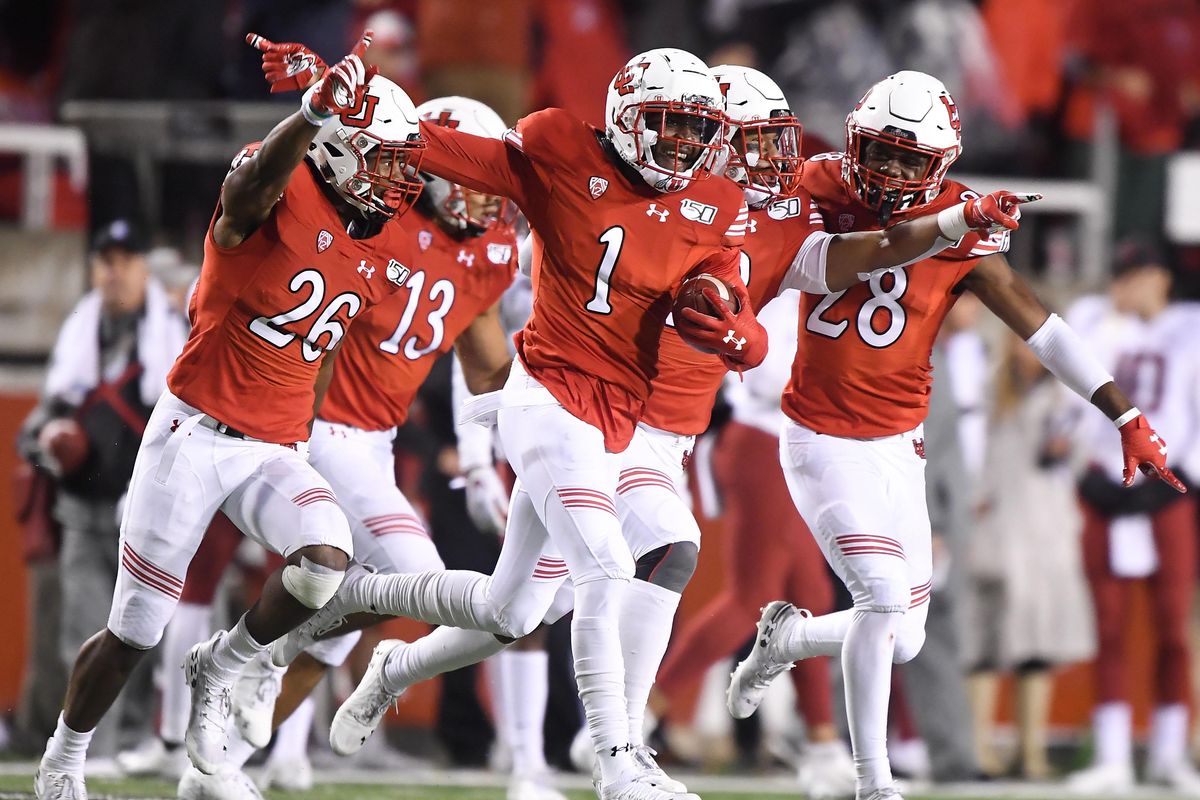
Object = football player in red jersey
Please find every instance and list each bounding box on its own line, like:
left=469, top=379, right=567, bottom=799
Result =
left=186, top=95, right=541, bottom=799
left=34, top=32, right=430, bottom=800
left=726, top=71, right=1185, bottom=800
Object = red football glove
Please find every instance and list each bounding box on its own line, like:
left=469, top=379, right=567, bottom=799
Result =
left=677, top=282, right=768, bottom=372
left=963, top=191, right=1042, bottom=232
left=1119, top=413, right=1187, bottom=492
left=295, top=29, right=375, bottom=122
left=246, top=32, right=326, bottom=93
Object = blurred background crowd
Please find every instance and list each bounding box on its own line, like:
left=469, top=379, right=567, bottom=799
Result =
left=3, top=0, right=1200, bottom=795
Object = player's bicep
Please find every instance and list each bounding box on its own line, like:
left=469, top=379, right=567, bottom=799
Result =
left=959, top=253, right=1051, bottom=338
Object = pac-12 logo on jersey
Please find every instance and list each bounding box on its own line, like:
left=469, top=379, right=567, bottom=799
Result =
left=680, top=199, right=717, bottom=225
left=418, top=230, right=433, bottom=251
left=386, top=259, right=411, bottom=286
left=589, top=176, right=609, bottom=199
left=317, top=230, right=334, bottom=253
left=839, top=213, right=856, bottom=232
left=487, top=243, right=513, bottom=265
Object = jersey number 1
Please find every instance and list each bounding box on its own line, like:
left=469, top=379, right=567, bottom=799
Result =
left=585, top=227, right=624, bottom=315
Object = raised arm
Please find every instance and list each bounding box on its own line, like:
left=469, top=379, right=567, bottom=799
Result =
left=782, top=191, right=1041, bottom=294
left=417, top=121, right=534, bottom=209
left=962, top=253, right=1185, bottom=492
left=216, top=31, right=374, bottom=248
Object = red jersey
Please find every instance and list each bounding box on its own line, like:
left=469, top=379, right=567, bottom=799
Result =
left=320, top=210, right=518, bottom=430
left=417, top=108, right=748, bottom=451
left=783, top=154, right=1007, bottom=438
left=641, top=193, right=826, bottom=435
left=168, top=155, right=416, bottom=443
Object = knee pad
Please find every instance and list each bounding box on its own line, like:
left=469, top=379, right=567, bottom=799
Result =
left=892, top=621, right=926, bottom=664
left=282, top=557, right=344, bottom=609
left=634, top=542, right=698, bottom=593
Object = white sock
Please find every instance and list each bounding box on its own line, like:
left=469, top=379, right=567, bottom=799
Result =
left=41, top=713, right=93, bottom=774
left=573, top=578, right=636, bottom=785
left=843, top=609, right=900, bottom=796
left=160, top=602, right=212, bottom=744
left=226, top=724, right=257, bottom=769
left=495, top=649, right=550, bottom=776
left=209, top=616, right=267, bottom=682
left=619, top=580, right=679, bottom=746
left=352, top=570, right=499, bottom=633
left=381, top=626, right=507, bottom=694
left=1148, top=703, right=1188, bottom=770
left=1093, top=702, right=1133, bottom=767
left=268, top=697, right=315, bottom=764
left=775, top=608, right=852, bottom=662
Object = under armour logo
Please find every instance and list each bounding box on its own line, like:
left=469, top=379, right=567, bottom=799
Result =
left=723, top=330, right=746, bottom=351
left=913, top=438, right=926, bottom=459
left=357, top=259, right=375, bottom=278
left=608, top=743, right=632, bottom=758
left=646, top=203, right=670, bottom=222
left=1150, top=433, right=1167, bottom=455
left=746, top=217, right=758, bottom=234
left=170, top=418, right=181, bottom=433
left=457, top=250, right=475, bottom=267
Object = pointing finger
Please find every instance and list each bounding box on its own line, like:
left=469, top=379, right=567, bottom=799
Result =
left=351, top=28, right=375, bottom=59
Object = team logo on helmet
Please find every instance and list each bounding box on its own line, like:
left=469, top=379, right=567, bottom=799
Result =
left=418, top=230, right=433, bottom=251
left=589, top=176, right=609, bottom=199
left=316, top=230, right=334, bottom=253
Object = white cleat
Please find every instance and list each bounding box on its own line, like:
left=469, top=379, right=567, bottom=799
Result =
left=178, top=764, right=264, bottom=800
left=34, top=768, right=87, bottom=800
left=726, top=601, right=799, bottom=719
left=796, top=740, right=856, bottom=800
left=260, top=755, right=314, bottom=792
left=508, top=772, right=569, bottom=800
left=116, top=737, right=190, bottom=781
left=184, top=631, right=234, bottom=774
left=599, top=776, right=700, bottom=800
left=1146, top=760, right=1200, bottom=792
left=632, top=745, right=688, bottom=794
left=232, top=652, right=284, bottom=749
left=857, top=787, right=903, bottom=800
left=270, top=562, right=375, bottom=668
left=1066, top=761, right=1134, bottom=794
left=329, top=639, right=405, bottom=756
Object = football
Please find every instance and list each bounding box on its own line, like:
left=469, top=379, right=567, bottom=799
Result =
left=672, top=273, right=741, bottom=320
left=38, top=417, right=89, bottom=476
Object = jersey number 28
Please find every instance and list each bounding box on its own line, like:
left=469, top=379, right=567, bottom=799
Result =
left=806, top=268, right=908, bottom=348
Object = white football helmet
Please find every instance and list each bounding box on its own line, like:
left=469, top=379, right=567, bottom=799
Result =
left=415, top=96, right=515, bottom=232
left=843, top=70, right=962, bottom=219
left=605, top=48, right=726, bottom=193
left=712, top=65, right=803, bottom=209
left=307, top=74, right=425, bottom=219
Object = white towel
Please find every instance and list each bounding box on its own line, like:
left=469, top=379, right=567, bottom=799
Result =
left=44, top=277, right=187, bottom=407
left=1109, top=514, right=1158, bottom=578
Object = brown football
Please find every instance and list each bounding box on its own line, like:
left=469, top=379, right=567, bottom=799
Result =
left=38, top=417, right=89, bottom=476
left=673, top=273, right=741, bottom=319
left=672, top=273, right=741, bottom=355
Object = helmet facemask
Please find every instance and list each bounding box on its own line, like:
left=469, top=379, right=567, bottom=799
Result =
left=727, top=111, right=803, bottom=207
left=326, top=128, right=425, bottom=219
left=616, top=100, right=726, bottom=192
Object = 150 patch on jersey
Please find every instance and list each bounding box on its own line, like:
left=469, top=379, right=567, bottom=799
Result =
left=680, top=199, right=717, bottom=225
left=487, top=243, right=513, bottom=265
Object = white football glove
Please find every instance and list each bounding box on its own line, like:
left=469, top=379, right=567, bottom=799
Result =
left=464, top=465, right=509, bottom=537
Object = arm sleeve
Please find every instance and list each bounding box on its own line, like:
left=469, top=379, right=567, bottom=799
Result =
left=779, top=230, right=833, bottom=294
left=1024, top=313, right=1115, bottom=402
left=418, top=120, right=537, bottom=210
